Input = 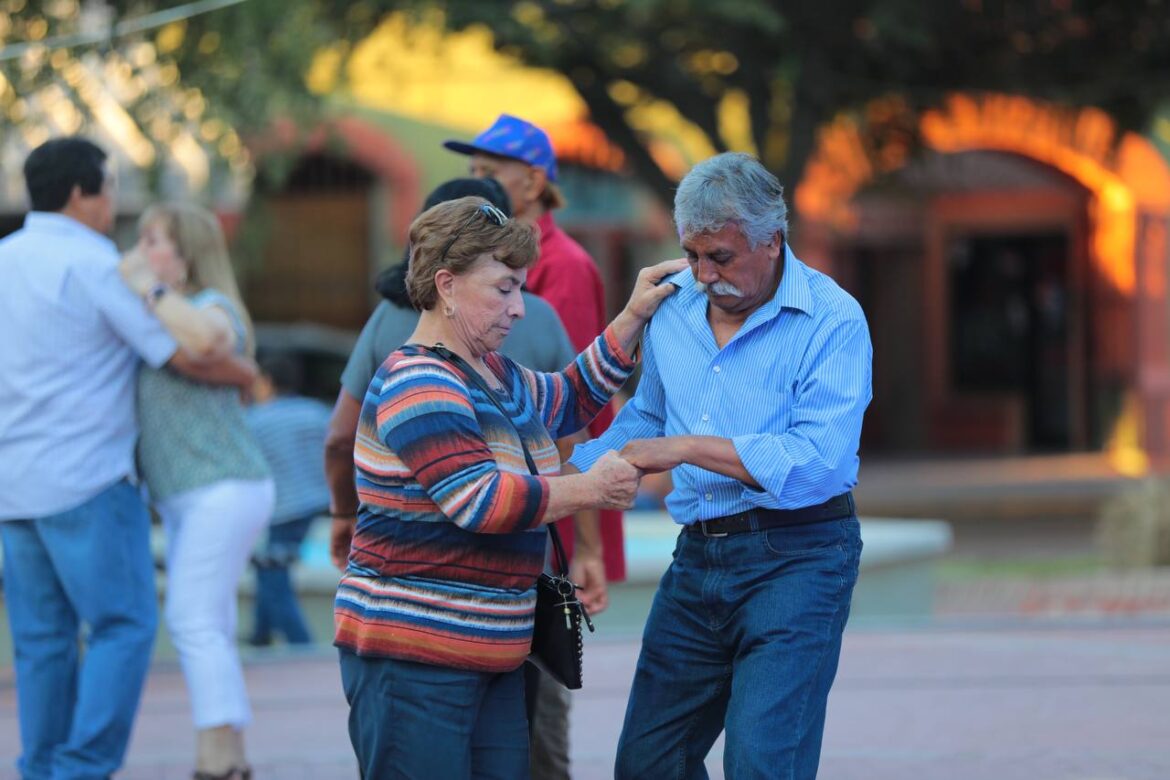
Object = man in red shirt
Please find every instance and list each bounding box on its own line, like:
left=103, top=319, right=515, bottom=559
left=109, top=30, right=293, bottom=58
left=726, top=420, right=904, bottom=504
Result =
left=445, top=114, right=623, bottom=780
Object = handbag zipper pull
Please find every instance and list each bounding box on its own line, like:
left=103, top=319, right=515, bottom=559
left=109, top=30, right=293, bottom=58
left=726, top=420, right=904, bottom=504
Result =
left=563, top=605, right=572, bottom=630
left=579, top=601, right=595, bottom=633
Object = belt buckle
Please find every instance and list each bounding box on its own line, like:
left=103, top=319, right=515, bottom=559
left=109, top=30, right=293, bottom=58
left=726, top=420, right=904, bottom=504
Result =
left=699, top=520, right=728, bottom=538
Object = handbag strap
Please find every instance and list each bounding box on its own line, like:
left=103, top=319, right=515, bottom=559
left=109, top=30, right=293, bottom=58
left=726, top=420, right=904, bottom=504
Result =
left=422, top=343, right=571, bottom=577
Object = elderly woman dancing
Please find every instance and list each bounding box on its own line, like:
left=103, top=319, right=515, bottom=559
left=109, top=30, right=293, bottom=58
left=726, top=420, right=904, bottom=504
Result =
left=334, top=196, right=684, bottom=778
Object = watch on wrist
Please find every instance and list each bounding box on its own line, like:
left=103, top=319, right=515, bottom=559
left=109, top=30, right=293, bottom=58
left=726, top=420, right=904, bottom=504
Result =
left=145, top=282, right=169, bottom=310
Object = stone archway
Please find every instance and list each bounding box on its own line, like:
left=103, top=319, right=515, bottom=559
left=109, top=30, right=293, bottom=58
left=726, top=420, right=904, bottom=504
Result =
left=796, top=94, right=1170, bottom=470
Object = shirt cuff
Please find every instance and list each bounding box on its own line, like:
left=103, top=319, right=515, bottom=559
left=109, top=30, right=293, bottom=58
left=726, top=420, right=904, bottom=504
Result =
left=731, top=433, right=790, bottom=509
left=567, top=437, right=608, bottom=473
left=142, top=333, right=180, bottom=369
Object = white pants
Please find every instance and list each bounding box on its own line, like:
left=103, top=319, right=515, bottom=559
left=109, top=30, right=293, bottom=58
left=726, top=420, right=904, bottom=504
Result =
left=158, top=478, right=274, bottom=729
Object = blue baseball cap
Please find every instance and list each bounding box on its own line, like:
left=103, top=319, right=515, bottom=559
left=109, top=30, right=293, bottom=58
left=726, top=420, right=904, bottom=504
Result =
left=443, top=114, right=559, bottom=182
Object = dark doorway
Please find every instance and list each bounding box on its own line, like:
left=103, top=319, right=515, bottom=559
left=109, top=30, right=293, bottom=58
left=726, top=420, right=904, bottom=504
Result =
left=841, top=245, right=926, bottom=453
left=948, top=232, right=1073, bottom=450
left=244, top=154, right=376, bottom=330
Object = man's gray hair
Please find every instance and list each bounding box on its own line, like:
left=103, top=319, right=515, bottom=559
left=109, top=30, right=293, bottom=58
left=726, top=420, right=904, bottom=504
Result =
left=674, top=152, right=788, bottom=249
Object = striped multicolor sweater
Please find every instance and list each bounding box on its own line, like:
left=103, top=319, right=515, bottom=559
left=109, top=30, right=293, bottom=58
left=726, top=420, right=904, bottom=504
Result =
left=334, top=327, right=635, bottom=672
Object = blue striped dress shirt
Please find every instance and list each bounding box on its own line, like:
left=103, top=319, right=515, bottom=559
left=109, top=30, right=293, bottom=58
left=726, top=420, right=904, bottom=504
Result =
left=569, top=245, right=873, bottom=523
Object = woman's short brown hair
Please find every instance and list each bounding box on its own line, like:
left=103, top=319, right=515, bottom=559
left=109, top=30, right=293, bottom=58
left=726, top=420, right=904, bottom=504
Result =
left=406, top=196, right=539, bottom=311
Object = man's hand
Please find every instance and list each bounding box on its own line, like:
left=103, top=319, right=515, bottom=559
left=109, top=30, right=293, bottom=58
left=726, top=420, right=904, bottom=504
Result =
left=330, top=516, right=355, bottom=571
left=167, top=351, right=258, bottom=389
left=620, top=436, right=689, bottom=474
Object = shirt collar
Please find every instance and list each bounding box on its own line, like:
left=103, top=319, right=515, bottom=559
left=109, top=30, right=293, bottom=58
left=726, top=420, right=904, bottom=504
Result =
left=771, top=244, right=814, bottom=316
left=23, top=211, right=110, bottom=244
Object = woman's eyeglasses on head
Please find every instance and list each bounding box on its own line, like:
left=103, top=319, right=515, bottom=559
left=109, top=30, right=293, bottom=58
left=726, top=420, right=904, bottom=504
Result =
left=439, top=203, right=509, bottom=264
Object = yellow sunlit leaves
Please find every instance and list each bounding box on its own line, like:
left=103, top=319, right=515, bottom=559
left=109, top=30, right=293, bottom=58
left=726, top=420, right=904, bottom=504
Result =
left=62, top=61, right=84, bottom=86
left=129, top=42, right=157, bottom=68
left=158, top=62, right=180, bottom=87
left=512, top=2, right=545, bottom=27
left=45, top=0, right=76, bottom=19
left=509, top=2, right=561, bottom=45
left=717, top=89, right=757, bottom=156
left=183, top=90, right=206, bottom=121
left=200, top=118, right=226, bottom=142
left=198, top=32, right=221, bottom=55
left=608, top=79, right=640, bottom=106
left=306, top=46, right=343, bottom=95
left=157, top=21, right=186, bottom=54
left=219, top=132, right=241, bottom=157
left=687, top=49, right=738, bottom=77
left=1107, top=393, right=1150, bottom=477
left=610, top=43, right=647, bottom=69
left=1155, top=117, right=1170, bottom=146
left=345, top=13, right=585, bottom=131
left=26, top=16, right=47, bottom=40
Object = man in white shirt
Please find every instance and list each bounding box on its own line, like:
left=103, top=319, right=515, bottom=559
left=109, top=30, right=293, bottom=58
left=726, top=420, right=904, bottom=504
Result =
left=0, top=137, right=254, bottom=780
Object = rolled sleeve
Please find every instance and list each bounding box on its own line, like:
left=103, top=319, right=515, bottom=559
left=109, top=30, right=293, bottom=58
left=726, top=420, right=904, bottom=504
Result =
left=732, top=317, right=872, bottom=509
left=87, top=262, right=176, bottom=368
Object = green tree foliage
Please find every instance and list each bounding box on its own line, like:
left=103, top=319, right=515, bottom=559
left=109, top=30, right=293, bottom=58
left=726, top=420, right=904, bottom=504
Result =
left=430, top=0, right=1170, bottom=205
left=3, top=1, right=1169, bottom=208
left=0, top=0, right=371, bottom=182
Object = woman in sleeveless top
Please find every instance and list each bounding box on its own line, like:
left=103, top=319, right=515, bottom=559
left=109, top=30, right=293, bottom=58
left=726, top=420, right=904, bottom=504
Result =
left=120, top=203, right=272, bottom=780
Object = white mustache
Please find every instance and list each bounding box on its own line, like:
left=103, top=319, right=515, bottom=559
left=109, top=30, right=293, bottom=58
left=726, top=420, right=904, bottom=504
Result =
left=694, top=280, right=745, bottom=297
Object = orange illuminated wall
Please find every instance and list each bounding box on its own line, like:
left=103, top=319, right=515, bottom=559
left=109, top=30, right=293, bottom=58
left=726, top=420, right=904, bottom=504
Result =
left=796, top=93, right=1170, bottom=470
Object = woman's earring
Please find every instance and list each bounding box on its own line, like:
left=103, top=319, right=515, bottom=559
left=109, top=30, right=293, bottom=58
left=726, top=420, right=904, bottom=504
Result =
left=444, top=302, right=456, bottom=318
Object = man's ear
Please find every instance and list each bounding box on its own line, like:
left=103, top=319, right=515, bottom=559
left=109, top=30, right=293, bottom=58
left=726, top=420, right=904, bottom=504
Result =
left=527, top=166, right=548, bottom=203
left=771, top=231, right=784, bottom=261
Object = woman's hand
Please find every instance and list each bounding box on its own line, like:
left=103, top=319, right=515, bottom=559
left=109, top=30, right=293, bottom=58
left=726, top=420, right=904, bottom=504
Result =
left=621, top=257, right=689, bottom=322
left=587, top=450, right=641, bottom=510
left=607, top=257, right=688, bottom=355
left=119, top=245, right=159, bottom=297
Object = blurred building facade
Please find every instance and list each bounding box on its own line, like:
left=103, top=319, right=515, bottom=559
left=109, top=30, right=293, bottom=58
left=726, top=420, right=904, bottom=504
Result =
left=237, top=108, right=675, bottom=333
left=793, top=94, right=1170, bottom=471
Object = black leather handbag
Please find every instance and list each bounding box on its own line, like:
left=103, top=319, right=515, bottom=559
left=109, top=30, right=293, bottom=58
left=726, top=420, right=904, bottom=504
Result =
left=529, top=518, right=594, bottom=689
left=425, top=344, right=595, bottom=689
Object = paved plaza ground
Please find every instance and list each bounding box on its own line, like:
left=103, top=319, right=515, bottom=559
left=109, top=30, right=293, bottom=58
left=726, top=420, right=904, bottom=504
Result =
left=2, top=618, right=1169, bottom=779
left=3, top=456, right=1167, bottom=778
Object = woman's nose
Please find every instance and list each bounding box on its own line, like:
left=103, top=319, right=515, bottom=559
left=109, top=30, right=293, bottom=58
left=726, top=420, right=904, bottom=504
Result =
left=509, top=294, right=525, bottom=319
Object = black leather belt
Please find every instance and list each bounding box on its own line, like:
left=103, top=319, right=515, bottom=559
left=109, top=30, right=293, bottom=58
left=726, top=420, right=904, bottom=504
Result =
left=686, top=493, right=855, bottom=538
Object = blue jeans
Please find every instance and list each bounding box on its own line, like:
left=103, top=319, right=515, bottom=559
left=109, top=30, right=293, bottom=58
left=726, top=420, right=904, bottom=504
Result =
left=250, top=514, right=315, bottom=645
left=615, top=517, right=862, bottom=780
left=339, top=649, right=529, bottom=779
left=0, top=479, right=158, bottom=780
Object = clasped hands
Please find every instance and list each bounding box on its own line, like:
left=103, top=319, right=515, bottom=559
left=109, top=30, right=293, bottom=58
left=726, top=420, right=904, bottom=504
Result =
left=589, top=437, right=685, bottom=510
